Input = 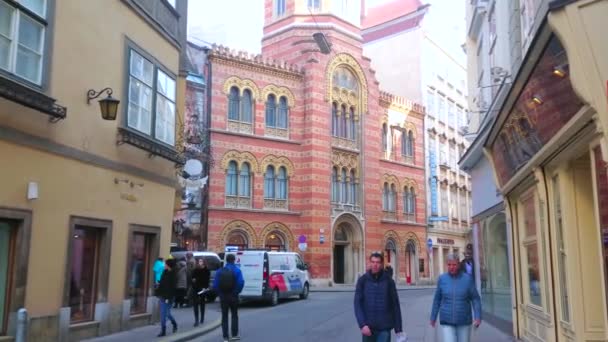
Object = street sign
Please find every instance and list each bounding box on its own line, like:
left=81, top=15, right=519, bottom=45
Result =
left=429, top=216, right=449, bottom=222
left=320, top=235, right=325, bottom=244
left=298, top=242, right=308, bottom=252
left=427, top=238, right=433, bottom=249
left=299, top=235, right=307, bottom=243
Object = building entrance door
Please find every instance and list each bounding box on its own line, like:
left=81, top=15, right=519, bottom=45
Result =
left=333, top=245, right=345, bottom=284
left=0, top=220, right=14, bottom=335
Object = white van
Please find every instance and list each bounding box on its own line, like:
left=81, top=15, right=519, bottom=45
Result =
left=223, top=250, right=310, bottom=306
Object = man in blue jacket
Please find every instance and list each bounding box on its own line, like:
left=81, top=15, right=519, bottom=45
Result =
left=213, top=253, right=245, bottom=342
left=354, top=252, right=403, bottom=342
left=430, top=254, right=481, bottom=342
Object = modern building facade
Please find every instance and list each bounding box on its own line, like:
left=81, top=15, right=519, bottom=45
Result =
left=196, top=0, right=429, bottom=286
left=463, top=0, right=608, bottom=340
left=361, top=0, right=472, bottom=281
left=0, top=0, right=187, bottom=340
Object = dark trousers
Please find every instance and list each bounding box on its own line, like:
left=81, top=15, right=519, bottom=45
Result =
left=220, top=295, right=239, bottom=338
left=174, top=288, right=187, bottom=307
left=193, top=293, right=206, bottom=323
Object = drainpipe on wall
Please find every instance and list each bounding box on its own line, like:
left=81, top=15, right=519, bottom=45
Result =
left=16, top=308, right=27, bottom=342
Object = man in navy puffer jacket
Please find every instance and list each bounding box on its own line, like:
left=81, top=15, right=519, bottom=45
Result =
left=430, top=253, right=481, bottom=342
left=354, top=252, right=403, bottom=342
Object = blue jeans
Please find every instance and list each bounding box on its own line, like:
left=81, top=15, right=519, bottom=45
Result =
left=159, top=298, right=176, bottom=330
left=441, top=325, right=471, bottom=342
left=362, top=329, right=391, bottom=342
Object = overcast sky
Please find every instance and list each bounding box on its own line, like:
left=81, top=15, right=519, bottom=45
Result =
left=187, top=0, right=465, bottom=61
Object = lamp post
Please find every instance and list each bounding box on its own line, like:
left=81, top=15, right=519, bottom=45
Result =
left=87, top=87, right=120, bottom=120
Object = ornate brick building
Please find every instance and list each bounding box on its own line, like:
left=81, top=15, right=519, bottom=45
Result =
left=194, top=0, right=428, bottom=285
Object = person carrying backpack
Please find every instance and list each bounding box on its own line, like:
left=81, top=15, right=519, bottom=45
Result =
left=213, top=253, right=245, bottom=342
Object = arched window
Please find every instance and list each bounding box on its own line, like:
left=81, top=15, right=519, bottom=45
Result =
left=265, top=232, right=285, bottom=251
left=341, top=105, right=347, bottom=139
left=228, top=87, right=240, bottom=121
left=349, top=169, right=356, bottom=205
left=349, top=107, right=356, bottom=141
left=332, top=103, right=338, bottom=136
left=278, top=96, right=288, bottom=129
left=226, top=231, right=248, bottom=250
left=382, top=123, right=388, bottom=151
left=264, top=165, right=275, bottom=199
left=341, top=168, right=348, bottom=203
left=404, top=186, right=416, bottom=221
left=241, top=89, right=253, bottom=123
left=408, top=131, right=415, bottom=157
left=331, top=167, right=339, bottom=202
left=277, top=166, right=287, bottom=199
left=389, top=184, right=397, bottom=212
left=265, top=94, right=276, bottom=127
left=401, top=131, right=408, bottom=156
left=239, top=162, right=251, bottom=197
left=226, top=161, right=238, bottom=196
left=382, top=182, right=389, bottom=211
left=409, top=186, right=416, bottom=219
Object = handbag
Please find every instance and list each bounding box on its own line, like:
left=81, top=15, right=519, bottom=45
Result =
left=395, top=332, right=408, bottom=342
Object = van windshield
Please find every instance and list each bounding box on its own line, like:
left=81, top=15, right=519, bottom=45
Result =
left=199, top=256, right=221, bottom=271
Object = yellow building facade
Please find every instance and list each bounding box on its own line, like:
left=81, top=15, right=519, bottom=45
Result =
left=483, top=1, right=608, bottom=341
left=0, top=0, right=187, bottom=341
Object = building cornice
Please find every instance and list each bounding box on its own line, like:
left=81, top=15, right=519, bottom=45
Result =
left=208, top=45, right=304, bottom=81
left=209, top=128, right=302, bottom=145
left=379, top=90, right=425, bottom=117
left=209, top=206, right=302, bottom=216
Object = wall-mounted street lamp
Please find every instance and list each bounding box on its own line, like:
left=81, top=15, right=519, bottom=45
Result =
left=87, top=87, right=120, bottom=120
left=313, top=32, right=332, bottom=54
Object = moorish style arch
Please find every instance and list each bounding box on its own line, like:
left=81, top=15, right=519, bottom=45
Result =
left=259, top=222, right=295, bottom=251
left=220, top=150, right=260, bottom=173
left=261, top=84, right=296, bottom=107
left=218, top=220, right=258, bottom=250
left=326, top=53, right=368, bottom=114
left=223, top=76, right=260, bottom=100
left=259, top=155, right=295, bottom=176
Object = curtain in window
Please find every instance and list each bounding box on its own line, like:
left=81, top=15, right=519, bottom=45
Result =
left=382, top=124, right=388, bottom=151
left=389, top=184, right=396, bottom=212
left=382, top=183, right=389, bottom=210
left=226, top=161, right=238, bottom=196
left=408, top=131, right=415, bottom=157
left=349, top=107, right=356, bottom=141
left=332, top=103, right=338, bottom=136
left=239, top=163, right=250, bottom=197
left=349, top=170, right=356, bottom=204
left=265, top=94, right=276, bottom=127
left=341, top=105, right=347, bottom=138
left=228, top=87, right=240, bottom=121
left=410, top=188, right=416, bottom=215
left=241, top=89, right=252, bottom=123
left=264, top=166, right=275, bottom=198
left=341, top=169, right=347, bottom=203
left=331, top=168, right=339, bottom=202
left=277, top=167, right=287, bottom=199
left=278, top=97, right=288, bottom=129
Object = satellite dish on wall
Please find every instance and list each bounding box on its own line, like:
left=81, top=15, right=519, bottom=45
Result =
left=184, top=159, right=203, bottom=177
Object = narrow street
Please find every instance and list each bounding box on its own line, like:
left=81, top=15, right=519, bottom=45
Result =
left=194, top=289, right=514, bottom=342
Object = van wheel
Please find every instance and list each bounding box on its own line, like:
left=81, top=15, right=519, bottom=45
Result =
left=270, top=289, right=279, bottom=306
left=299, top=283, right=309, bottom=300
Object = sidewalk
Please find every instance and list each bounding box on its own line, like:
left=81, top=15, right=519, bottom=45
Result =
left=311, top=284, right=436, bottom=292
left=82, top=303, right=221, bottom=342
left=402, top=291, right=518, bottom=342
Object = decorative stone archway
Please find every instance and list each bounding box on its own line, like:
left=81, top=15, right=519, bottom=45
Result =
left=332, top=213, right=364, bottom=285
left=259, top=222, right=294, bottom=251
left=404, top=232, right=421, bottom=284
left=383, top=230, right=402, bottom=281
left=218, top=220, right=257, bottom=250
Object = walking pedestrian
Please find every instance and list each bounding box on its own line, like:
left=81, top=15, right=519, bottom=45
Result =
left=174, top=258, right=188, bottom=308
left=156, top=258, right=178, bottom=337
left=354, top=251, right=405, bottom=342
left=153, top=257, right=164, bottom=286
left=191, top=257, right=210, bottom=327
left=213, top=253, right=244, bottom=342
left=430, top=254, right=482, bottom=342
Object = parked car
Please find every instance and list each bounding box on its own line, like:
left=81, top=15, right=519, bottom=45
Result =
left=171, top=251, right=222, bottom=302
left=223, top=250, right=310, bottom=306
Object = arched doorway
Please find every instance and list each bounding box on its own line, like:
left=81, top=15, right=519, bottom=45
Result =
left=264, top=231, right=286, bottom=251
left=385, top=239, right=397, bottom=280
left=332, top=214, right=363, bottom=284
left=226, top=230, right=249, bottom=250
left=405, top=240, right=418, bottom=284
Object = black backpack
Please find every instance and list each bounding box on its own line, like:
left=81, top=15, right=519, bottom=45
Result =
left=218, top=267, right=236, bottom=293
